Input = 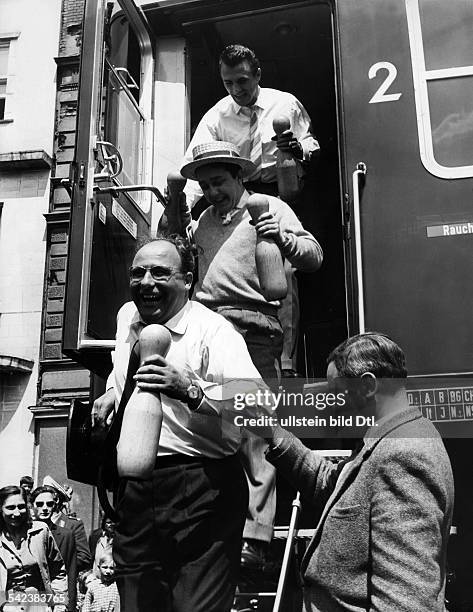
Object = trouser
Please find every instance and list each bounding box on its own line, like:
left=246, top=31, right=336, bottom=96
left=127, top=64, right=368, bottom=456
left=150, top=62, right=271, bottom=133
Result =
left=113, top=454, right=248, bottom=612
left=215, top=305, right=283, bottom=544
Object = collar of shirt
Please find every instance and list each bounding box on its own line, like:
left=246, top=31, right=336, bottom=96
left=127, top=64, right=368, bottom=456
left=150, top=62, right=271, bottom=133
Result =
left=131, top=301, right=192, bottom=337
left=218, top=190, right=249, bottom=224
left=232, top=86, right=265, bottom=115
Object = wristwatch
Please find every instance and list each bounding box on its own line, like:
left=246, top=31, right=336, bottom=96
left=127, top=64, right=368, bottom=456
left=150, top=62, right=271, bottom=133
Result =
left=186, top=380, right=203, bottom=410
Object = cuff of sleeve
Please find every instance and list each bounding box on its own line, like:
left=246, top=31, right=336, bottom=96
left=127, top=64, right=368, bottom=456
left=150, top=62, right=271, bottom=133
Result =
left=191, top=380, right=220, bottom=415
left=301, top=140, right=320, bottom=163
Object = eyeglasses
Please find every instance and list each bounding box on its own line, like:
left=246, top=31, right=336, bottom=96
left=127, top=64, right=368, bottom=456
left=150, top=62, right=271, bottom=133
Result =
left=129, top=266, right=181, bottom=283
left=34, top=501, right=55, bottom=508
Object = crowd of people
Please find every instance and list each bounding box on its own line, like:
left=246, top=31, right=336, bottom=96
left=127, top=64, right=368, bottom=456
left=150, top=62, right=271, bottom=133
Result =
left=0, top=477, right=119, bottom=612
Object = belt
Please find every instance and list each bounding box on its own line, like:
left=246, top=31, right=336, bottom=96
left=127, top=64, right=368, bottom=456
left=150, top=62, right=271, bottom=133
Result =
left=214, top=302, right=279, bottom=317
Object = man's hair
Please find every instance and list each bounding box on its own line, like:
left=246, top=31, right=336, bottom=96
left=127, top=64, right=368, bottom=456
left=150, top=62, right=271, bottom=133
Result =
left=196, top=162, right=241, bottom=180
left=0, top=485, right=31, bottom=531
left=219, top=44, right=260, bottom=75
left=327, top=332, right=408, bottom=379
left=30, top=485, right=59, bottom=504
left=135, top=233, right=197, bottom=275
left=20, top=476, right=34, bottom=487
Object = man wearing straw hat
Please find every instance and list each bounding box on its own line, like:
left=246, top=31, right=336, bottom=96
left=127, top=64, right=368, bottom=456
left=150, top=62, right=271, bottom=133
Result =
left=179, top=141, right=322, bottom=379
left=175, top=140, right=323, bottom=569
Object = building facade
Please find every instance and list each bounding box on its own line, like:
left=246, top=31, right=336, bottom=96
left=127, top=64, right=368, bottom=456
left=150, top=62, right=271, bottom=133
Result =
left=0, top=0, right=63, bottom=484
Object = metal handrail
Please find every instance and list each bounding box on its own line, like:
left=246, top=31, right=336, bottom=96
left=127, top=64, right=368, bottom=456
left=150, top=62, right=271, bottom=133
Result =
left=352, top=162, right=367, bottom=333
left=94, top=183, right=167, bottom=207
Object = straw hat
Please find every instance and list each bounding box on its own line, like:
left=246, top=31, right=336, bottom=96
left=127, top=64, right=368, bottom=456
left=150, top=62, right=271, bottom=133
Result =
left=180, top=141, right=256, bottom=180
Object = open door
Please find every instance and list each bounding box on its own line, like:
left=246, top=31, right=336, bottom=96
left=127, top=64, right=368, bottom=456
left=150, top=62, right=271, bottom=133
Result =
left=63, top=0, right=160, bottom=376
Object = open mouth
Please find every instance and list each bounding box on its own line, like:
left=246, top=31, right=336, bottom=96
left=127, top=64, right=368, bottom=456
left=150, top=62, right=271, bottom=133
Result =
left=141, top=294, right=161, bottom=304
left=140, top=294, right=163, bottom=309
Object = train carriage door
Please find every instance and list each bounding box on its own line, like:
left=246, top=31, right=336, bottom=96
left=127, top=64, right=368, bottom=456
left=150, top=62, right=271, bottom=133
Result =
left=335, top=0, right=473, bottom=376
left=63, top=0, right=157, bottom=375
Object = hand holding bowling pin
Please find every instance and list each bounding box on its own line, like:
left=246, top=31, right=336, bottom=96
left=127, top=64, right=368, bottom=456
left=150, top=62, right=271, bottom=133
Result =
left=116, top=324, right=172, bottom=479
left=247, top=194, right=288, bottom=301
left=163, top=170, right=191, bottom=235
left=272, top=116, right=301, bottom=204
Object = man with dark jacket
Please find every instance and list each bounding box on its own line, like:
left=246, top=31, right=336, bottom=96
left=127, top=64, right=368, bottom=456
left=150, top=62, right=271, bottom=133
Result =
left=32, top=485, right=78, bottom=612
left=43, top=476, right=92, bottom=572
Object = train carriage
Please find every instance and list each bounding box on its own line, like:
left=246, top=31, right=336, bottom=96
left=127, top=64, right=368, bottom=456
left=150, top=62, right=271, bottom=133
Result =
left=64, top=0, right=473, bottom=608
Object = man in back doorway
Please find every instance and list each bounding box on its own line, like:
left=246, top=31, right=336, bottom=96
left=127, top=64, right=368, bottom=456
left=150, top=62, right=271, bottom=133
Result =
left=183, top=44, right=319, bottom=209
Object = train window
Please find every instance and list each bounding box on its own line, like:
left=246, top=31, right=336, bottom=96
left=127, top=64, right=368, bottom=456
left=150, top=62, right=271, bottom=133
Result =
left=406, top=0, right=473, bottom=178
left=417, top=0, right=473, bottom=71
left=100, top=6, right=154, bottom=213
left=63, top=0, right=155, bottom=362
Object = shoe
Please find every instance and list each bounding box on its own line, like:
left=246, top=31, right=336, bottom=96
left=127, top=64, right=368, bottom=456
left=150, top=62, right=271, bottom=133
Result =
left=240, top=539, right=266, bottom=571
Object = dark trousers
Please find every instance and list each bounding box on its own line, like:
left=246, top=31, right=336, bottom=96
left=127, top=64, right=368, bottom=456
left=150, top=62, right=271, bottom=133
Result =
left=113, top=454, right=248, bottom=612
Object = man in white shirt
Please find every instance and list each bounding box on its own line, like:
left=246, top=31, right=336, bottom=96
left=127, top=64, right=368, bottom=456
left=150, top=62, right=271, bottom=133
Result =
left=93, top=235, right=268, bottom=611
left=184, top=44, right=319, bottom=208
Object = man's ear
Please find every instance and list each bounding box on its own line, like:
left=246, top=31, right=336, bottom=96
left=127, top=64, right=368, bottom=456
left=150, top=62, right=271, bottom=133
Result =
left=360, top=372, right=378, bottom=398
left=184, top=271, right=193, bottom=289
left=255, top=67, right=262, bottom=83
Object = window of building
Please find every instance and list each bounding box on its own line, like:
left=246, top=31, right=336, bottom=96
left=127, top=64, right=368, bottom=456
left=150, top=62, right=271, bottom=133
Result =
left=0, top=41, right=9, bottom=120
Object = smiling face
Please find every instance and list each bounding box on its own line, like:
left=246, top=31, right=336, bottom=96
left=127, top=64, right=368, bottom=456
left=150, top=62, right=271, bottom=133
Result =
left=195, top=164, right=244, bottom=214
left=220, top=60, right=261, bottom=107
left=2, top=493, right=27, bottom=532
left=130, top=240, right=192, bottom=324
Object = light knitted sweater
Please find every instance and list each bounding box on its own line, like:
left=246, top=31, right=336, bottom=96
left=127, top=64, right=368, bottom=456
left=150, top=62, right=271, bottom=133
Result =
left=193, top=191, right=323, bottom=309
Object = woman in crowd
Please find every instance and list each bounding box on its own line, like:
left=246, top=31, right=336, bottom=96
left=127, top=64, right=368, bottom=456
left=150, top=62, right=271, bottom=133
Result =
left=0, top=485, right=68, bottom=612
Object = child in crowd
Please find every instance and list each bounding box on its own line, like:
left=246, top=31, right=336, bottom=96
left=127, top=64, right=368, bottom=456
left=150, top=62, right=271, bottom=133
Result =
left=81, top=553, right=119, bottom=612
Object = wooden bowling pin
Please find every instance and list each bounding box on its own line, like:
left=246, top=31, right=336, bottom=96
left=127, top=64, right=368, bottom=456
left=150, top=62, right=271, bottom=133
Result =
left=246, top=193, right=288, bottom=302
left=166, top=171, right=190, bottom=234
left=273, top=116, right=300, bottom=204
left=117, top=324, right=172, bottom=479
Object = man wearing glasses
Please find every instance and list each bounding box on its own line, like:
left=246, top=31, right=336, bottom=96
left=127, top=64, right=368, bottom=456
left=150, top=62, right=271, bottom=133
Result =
left=31, top=486, right=78, bottom=612
left=92, top=234, right=269, bottom=612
